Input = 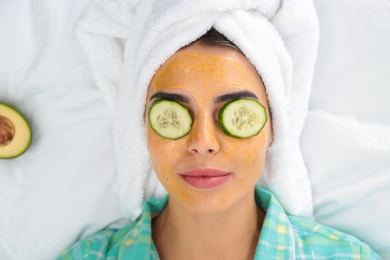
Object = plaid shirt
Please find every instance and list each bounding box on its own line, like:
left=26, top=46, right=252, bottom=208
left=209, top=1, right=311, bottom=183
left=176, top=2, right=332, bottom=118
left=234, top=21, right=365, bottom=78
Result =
left=58, top=186, right=380, bottom=259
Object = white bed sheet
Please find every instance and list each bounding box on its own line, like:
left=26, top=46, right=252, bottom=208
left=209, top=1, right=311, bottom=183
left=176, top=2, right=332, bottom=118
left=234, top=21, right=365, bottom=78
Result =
left=0, top=1, right=122, bottom=259
left=0, top=0, right=389, bottom=259
left=303, top=0, right=390, bottom=258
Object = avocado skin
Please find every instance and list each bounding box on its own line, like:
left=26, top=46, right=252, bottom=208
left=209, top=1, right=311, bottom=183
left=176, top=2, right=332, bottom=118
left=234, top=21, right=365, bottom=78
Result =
left=0, top=102, right=32, bottom=159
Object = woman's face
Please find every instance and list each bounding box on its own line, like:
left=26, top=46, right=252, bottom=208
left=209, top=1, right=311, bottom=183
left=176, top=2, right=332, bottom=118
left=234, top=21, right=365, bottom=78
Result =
left=145, top=43, right=272, bottom=214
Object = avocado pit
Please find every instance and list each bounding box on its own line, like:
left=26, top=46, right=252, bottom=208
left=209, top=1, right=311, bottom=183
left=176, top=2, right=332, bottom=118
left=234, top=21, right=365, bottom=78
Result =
left=0, top=115, right=15, bottom=146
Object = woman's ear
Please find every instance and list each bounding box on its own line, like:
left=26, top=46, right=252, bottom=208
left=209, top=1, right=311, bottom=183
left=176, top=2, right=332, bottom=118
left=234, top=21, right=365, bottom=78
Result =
left=266, top=111, right=273, bottom=148
left=266, top=132, right=273, bottom=149
left=268, top=133, right=273, bottom=147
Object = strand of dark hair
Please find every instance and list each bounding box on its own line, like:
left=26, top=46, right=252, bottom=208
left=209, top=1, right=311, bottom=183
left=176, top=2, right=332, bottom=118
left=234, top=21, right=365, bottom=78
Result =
left=192, top=28, right=240, bottom=50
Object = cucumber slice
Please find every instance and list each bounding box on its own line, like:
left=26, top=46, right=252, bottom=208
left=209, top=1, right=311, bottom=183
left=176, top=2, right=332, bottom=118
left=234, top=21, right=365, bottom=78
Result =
left=148, top=99, right=193, bottom=140
left=218, top=98, right=267, bottom=139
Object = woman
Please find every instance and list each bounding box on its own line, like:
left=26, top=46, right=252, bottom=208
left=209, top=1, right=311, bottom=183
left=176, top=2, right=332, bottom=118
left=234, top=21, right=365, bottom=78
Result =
left=58, top=29, right=380, bottom=259
left=146, top=31, right=272, bottom=259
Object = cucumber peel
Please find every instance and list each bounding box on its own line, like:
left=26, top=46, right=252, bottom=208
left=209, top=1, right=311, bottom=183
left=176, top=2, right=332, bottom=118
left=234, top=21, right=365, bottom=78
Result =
left=218, top=98, right=267, bottom=139
left=148, top=99, right=193, bottom=140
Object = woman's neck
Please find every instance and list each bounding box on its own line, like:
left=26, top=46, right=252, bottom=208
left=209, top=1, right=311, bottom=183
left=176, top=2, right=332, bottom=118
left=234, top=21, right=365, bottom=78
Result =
left=152, top=191, right=265, bottom=260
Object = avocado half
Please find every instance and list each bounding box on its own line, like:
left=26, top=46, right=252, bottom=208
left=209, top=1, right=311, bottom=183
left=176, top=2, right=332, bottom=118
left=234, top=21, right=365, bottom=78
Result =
left=0, top=102, right=32, bottom=159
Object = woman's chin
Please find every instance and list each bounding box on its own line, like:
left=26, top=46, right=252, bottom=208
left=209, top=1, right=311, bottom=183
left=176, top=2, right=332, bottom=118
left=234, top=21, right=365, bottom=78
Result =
left=170, top=184, right=238, bottom=215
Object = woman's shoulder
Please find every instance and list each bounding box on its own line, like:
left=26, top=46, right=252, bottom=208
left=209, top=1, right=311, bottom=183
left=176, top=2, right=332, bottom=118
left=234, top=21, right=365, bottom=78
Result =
left=255, top=186, right=380, bottom=259
left=56, top=222, right=136, bottom=260
left=289, top=215, right=381, bottom=259
left=56, top=229, right=116, bottom=260
left=57, top=197, right=167, bottom=259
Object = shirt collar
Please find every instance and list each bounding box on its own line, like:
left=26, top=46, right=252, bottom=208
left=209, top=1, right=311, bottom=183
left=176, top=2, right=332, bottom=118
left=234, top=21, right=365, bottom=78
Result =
left=118, top=196, right=168, bottom=259
left=118, top=186, right=295, bottom=259
left=254, top=186, right=295, bottom=259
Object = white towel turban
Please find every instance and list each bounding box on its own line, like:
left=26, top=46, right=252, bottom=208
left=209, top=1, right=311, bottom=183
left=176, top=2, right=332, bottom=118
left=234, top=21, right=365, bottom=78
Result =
left=76, top=0, right=319, bottom=220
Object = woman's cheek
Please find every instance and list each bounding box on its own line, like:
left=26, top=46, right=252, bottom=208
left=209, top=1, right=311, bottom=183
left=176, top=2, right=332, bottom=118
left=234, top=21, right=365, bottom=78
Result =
left=147, top=130, right=169, bottom=172
left=224, top=133, right=265, bottom=161
left=147, top=132, right=183, bottom=187
left=249, top=132, right=267, bottom=165
left=225, top=133, right=267, bottom=179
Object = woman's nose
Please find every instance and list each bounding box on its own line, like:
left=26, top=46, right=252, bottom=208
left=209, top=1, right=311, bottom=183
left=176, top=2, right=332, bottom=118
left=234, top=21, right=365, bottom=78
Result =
left=187, top=113, right=220, bottom=155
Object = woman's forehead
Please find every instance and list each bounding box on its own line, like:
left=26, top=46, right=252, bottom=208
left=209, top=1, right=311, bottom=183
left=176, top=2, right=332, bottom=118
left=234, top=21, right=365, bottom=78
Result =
left=149, top=45, right=266, bottom=98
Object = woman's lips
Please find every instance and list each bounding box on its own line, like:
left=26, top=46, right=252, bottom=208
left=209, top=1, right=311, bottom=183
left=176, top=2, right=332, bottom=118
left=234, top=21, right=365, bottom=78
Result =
left=179, top=169, right=230, bottom=189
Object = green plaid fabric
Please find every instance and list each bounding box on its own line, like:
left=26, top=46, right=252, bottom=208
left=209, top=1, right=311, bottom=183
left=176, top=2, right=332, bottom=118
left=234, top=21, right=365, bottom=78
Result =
left=58, top=186, right=380, bottom=260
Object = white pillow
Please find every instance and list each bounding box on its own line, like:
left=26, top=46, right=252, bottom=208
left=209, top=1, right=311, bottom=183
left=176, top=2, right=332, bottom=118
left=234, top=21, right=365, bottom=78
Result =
left=301, top=0, right=390, bottom=258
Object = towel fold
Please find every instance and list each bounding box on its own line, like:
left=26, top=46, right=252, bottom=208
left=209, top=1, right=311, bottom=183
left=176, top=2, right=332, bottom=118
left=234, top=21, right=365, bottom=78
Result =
left=77, top=0, right=319, bottom=220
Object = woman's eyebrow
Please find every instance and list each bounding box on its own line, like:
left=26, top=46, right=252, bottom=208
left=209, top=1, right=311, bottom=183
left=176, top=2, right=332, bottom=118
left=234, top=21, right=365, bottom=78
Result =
left=150, top=91, right=190, bottom=103
left=214, top=91, right=258, bottom=104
